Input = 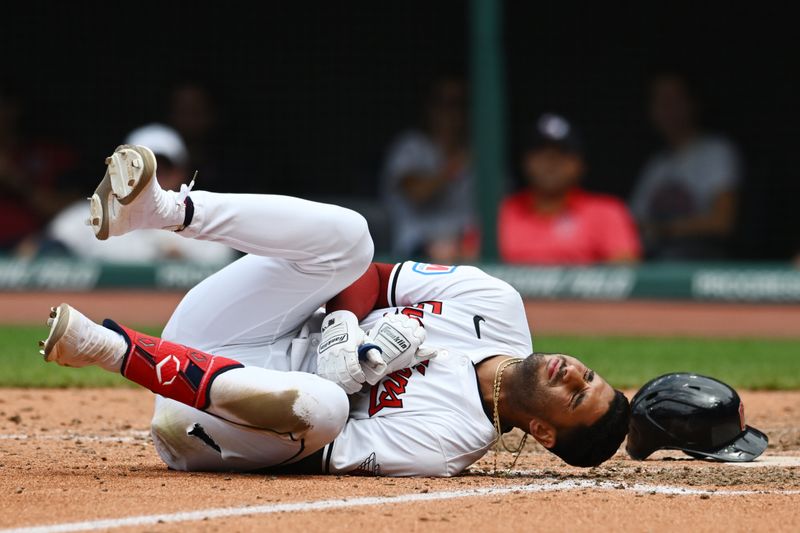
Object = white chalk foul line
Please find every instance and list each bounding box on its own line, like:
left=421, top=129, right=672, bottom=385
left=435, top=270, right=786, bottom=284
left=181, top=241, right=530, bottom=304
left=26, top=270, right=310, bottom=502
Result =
left=3, top=479, right=799, bottom=533
left=0, top=432, right=149, bottom=444
left=724, top=455, right=800, bottom=468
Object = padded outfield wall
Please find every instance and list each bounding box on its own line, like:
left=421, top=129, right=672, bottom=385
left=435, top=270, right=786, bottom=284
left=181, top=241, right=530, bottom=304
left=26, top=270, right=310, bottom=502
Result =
left=2, top=259, right=800, bottom=303
left=2, top=259, right=799, bottom=337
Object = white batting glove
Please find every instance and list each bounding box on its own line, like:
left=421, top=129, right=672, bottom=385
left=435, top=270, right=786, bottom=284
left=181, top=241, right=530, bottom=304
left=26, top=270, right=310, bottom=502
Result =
left=316, top=310, right=375, bottom=395
left=361, top=313, right=440, bottom=384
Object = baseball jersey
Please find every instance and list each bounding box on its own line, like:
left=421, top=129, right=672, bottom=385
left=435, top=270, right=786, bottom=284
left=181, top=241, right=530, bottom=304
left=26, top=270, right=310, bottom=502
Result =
left=319, top=261, right=533, bottom=476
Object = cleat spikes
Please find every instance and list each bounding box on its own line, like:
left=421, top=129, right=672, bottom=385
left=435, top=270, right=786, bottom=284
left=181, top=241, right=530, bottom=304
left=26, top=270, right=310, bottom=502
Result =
left=38, top=340, right=45, bottom=347
left=50, top=307, right=57, bottom=318
left=92, top=145, right=157, bottom=236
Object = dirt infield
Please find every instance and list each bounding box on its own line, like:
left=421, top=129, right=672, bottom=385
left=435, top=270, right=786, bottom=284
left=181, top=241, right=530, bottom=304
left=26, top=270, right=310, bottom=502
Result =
left=1, top=294, right=798, bottom=531
left=3, top=291, right=800, bottom=337
left=0, top=388, right=797, bottom=532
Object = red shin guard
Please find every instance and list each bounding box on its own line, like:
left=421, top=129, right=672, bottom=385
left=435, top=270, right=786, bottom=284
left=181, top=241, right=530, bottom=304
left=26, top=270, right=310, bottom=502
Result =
left=103, top=319, right=243, bottom=410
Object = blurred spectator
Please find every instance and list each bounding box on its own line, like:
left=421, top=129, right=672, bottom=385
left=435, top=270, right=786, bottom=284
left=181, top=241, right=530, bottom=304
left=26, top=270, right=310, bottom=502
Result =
left=45, top=124, right=235, bottom=264
left=168, top=81, right=224, bottom=188
left=499, top=114, right=640, bottom=264
left=0, top=84, right=79, bottom=251
left=381, top=77, right=475, bottom=262
left=630, top=72, right=742, bottom=259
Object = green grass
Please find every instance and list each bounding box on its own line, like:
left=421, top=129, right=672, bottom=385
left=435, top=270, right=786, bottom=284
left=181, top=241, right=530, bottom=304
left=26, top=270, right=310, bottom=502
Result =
left=0, top=325, right=160, bottom=387
left=535, top=336, right=800, bottom=390
left=1, top=325, right=799, bottom=389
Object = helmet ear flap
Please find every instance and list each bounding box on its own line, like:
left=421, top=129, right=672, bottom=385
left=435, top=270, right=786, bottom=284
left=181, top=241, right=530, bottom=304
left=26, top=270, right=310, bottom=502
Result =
left=625, top=416, right=655, bottom=460
left=626, top=392, right=680, bottom=459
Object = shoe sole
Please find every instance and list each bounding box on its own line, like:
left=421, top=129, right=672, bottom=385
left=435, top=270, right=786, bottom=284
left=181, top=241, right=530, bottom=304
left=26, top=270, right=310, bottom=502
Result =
left=89, top=145, right=157, bottom=240
left=39, top=303, right=71, bottom=362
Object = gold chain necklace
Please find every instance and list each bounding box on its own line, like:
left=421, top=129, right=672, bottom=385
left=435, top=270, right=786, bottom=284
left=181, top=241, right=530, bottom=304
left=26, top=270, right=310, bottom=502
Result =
left=492, top=357, right=528, bottom=473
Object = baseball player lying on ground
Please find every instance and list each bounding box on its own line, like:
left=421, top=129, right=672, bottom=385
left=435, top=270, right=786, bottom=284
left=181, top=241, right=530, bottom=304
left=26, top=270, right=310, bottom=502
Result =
left=39, top=145, right=629, bottom=476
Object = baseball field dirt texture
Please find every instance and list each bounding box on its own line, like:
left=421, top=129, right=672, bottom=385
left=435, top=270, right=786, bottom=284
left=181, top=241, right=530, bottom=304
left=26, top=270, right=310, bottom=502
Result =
left=0, top=293, right=798, bottom=532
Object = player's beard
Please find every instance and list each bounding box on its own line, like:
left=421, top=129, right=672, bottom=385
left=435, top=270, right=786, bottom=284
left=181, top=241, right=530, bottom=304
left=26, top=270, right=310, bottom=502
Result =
left=512, top=353, right=561, bottom=418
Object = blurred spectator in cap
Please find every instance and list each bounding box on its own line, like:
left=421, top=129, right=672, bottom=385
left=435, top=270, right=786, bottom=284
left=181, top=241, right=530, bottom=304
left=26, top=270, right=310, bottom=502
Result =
left=0, top=83, right=79, bottom=250
left=630, top=71, right=742, bottom=259
left=381, top=76, right=476, bottom=262
left=45, top=124, right=235, bottom=264
left=498, top=113, right=640, bottom=264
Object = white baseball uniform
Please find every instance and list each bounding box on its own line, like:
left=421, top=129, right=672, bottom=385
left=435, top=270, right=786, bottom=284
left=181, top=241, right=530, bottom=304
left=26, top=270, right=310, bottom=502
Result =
left=322, top=262, right=532, bottom=476
left=148, top=191, right=531, bottom=476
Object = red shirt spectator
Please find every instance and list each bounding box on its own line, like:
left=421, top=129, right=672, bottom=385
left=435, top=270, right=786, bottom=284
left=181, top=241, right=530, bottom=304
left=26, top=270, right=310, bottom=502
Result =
left=499, top=188, right=640, bottom=264
left=498, top=113, right=640, bottom=265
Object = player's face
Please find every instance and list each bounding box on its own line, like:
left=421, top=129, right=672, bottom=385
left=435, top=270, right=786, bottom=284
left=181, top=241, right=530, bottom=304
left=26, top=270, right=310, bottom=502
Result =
left=532, top=354, right=615, bottom=434
left=524, top=147, right=584, bottom=195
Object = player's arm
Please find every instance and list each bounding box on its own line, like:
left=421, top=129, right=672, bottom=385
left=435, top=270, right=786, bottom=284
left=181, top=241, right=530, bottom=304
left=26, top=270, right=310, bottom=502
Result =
left=325, top=262, right=395, bottom=321
left=383, top=262, right=512, bottom=309
left=327, top=261, right=533, bottom=360
left=327, top=261, right=517, bottom=318
left=315, top=308, right=437, bottom=394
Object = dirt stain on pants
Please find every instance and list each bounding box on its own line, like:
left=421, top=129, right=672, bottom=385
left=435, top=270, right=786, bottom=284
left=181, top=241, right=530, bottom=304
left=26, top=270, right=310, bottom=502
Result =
left=213, top=389, right=311, bottom=435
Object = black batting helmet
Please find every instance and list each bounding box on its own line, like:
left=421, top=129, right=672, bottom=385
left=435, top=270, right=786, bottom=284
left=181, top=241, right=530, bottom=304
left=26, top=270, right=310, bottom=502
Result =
left=626, top=373, right=768, bottom=462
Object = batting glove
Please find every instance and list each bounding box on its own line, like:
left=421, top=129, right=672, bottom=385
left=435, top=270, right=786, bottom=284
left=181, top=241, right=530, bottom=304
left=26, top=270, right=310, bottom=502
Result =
left=361, top=313, right=440, bottom=385
left=316, top=310, right=374, bottom=394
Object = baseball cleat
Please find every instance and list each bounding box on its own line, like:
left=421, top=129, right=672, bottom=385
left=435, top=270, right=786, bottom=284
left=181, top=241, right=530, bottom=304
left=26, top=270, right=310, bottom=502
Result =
left=88, top=144, right=190, bottom=240
left=39, top=303, right=127, bottom=372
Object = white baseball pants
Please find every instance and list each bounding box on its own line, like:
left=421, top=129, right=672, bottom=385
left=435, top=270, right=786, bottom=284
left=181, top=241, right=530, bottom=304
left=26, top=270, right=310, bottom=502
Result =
left=149, top=191, right=373, bottom=471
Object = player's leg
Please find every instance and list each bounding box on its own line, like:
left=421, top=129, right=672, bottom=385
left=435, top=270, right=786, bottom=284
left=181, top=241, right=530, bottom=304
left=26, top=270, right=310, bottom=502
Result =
left=161, top=193, right=373, bottom=356
left=150, top=398, right=313, bottom=472
left=149, top=368, right=348, bottom=471
left=91, top=145, right=373, bottom=355
left=147, top=190, right=373, bottom=465
left=83, top=145, right=368, bottom=469
left=40, top=304, right=348, bottom=470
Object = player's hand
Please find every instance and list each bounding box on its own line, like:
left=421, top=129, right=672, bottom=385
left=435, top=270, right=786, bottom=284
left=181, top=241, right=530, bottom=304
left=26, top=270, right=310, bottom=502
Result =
left=361, top=313, right=438, bottom=384
left=316, top=310, right=374, bottom=394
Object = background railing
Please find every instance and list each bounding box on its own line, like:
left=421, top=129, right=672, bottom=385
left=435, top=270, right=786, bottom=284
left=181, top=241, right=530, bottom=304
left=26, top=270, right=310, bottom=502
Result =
left=3, top=257, right=799, bottom=303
